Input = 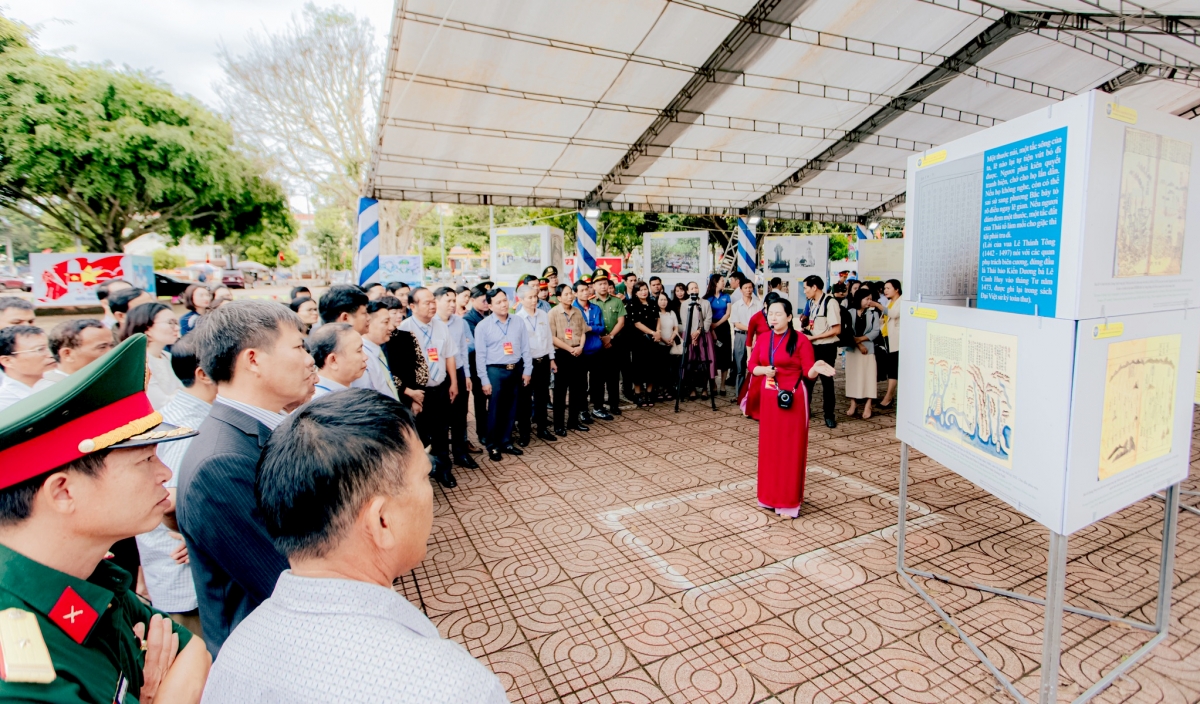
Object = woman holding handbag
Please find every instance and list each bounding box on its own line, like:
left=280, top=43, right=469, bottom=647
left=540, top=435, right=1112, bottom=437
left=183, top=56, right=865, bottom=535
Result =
left=750, top=298, right=835, bottom=518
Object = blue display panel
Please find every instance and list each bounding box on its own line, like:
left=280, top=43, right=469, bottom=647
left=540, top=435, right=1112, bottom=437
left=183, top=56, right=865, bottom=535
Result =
left=977, top=128, right=1067, bottom=316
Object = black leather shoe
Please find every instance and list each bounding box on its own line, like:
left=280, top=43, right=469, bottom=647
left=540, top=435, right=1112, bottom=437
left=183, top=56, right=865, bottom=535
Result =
left=554, top=426, right=568, bottom=437
left=434, top=468, right=457, bottom=488
left=517, top=436, right=530, bottom=447
left=591, top=409, right=614, bottom=421
left=536, top=428, right=558, bottom=442
left=503, top=444, right=524, bottom=456
left=825, top=417, right=838, bottom=428
left=579, top=412, right=595, bottom=425
left=568, top=423, right=589, bottom=432
left=454, top=454, right=479, bottom=470
left=487, top=448, right=503, bottom=462
left=609, top=405, right=622, bottom=416
left=465, top=441, right=482, bottom=454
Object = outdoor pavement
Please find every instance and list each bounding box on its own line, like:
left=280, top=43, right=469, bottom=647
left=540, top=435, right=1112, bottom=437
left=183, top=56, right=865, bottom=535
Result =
left=396, top=383, right=1200, bottom=704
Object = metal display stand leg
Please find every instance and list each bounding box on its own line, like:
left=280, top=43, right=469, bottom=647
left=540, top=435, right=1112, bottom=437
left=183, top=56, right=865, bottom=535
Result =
left=895, top=442, right=1180, bottom=704
left=1153, top=489, right=1200, bottom=517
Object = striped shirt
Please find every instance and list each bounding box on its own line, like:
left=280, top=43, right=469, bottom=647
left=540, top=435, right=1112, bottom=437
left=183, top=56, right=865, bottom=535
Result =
left=137, top=390, right=211, bottom=612
left=215, top=395, right=286, bottom=430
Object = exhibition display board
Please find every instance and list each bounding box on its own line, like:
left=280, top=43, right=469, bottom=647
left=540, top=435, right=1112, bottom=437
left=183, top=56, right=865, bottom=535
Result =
left=31, top=253, right=156, bottom=307
left=489, top=226, right=564, bottom=288
left=760, top=235, right=827, bottom=310
left=903, top=91, right=1200, bottom=317
left=896, top=90, right=1200, bottom=704
left=378, top=255, right=423, bottom=287
left=856, top=239, right=904, bottom=283
left=642, top=231, right=710, bottom=294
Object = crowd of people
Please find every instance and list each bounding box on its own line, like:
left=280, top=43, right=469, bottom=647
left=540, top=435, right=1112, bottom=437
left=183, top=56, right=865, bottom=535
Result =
left=0, top=264, right=902, bottom=702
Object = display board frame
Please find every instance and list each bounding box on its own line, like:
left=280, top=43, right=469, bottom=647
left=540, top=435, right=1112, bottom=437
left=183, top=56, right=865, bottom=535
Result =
left=642, top=230, right=710, bottom=294
left=903, top=90, right=1200, bottom=319
left=378, top=255, right=424, bottom=287
left=489, top=225, right=564, bottom=288
left=855, top=239, right=904, bottom=283
left=760, top=235, right=827, bottom=312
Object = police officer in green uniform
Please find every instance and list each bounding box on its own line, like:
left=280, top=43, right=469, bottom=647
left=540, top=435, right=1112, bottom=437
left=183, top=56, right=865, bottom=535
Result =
left=541, top=266, right=559, bottom=305
left=589, top=269, right=626, bottom=416
left=0, top=335, right=211, bottom=703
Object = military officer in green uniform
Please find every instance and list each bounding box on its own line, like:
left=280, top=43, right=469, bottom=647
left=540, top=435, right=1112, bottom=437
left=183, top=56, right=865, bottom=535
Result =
left=0, top=334, right=211, bottom=703
left=589, top=269, right=626, bottom=416
left=541, top=266, right=559, bottom=304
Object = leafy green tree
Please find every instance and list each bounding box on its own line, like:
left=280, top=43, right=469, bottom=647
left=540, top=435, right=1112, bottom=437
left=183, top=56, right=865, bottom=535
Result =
left=151, top=248, right=185, bottom=270
left=0, top=206, right=47, bottom=263
left=308, top=206, right=353, bottom=273
left=0, top=17, right=295, bottom=252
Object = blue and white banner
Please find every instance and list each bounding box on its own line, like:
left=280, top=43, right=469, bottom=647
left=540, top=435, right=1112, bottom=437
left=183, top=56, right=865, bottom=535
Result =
left=356, top=197, right=380, bottom=286
left=575, top=211, right=599, bottom=279
left=736, top=217, right=757, bottom=277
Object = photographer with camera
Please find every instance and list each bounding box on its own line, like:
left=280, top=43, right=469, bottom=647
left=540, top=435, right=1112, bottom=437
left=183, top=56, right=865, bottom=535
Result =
left=750, top=298, right=835, bottom=518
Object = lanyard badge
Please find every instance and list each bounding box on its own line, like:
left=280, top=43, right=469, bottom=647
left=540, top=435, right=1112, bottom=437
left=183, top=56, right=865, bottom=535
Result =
left=565, top=328, right=573, bottom=341
left=503, top=341, right=514, bottom=355
left=428, top=347, right=439, bottom=362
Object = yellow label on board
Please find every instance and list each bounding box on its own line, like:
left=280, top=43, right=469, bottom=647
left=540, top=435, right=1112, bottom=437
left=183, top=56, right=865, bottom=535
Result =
left=917, top=150, right=947, bottom=168
left=1092, top=322, right=1124, bottom=339
left=1194, top=371, right=1200, bottom=404
left=910, top=306, right=938, bottom=320
left=495, top=229, right=508, bottom=235
left=1106, top=103, right=1137, bottom=124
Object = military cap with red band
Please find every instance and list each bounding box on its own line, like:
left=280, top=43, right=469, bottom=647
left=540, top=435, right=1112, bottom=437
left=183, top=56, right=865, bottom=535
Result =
left=0, top=334, right=197, bottom=489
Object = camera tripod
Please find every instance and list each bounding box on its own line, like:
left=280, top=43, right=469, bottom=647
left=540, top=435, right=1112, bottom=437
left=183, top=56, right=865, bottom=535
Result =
left=674, top=297, right=718, bottom=413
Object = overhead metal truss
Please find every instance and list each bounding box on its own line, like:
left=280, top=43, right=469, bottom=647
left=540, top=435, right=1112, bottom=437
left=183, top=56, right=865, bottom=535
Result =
left=367, top=0, right=1200, bottom=221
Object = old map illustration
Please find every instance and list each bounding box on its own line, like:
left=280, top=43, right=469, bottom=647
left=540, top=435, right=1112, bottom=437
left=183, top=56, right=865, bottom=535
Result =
left=1098, top=334, right=1180, bottom=480
left=924, top=323, right=1017, bottom=467
left=1113, top=128, right=1191, bottom=278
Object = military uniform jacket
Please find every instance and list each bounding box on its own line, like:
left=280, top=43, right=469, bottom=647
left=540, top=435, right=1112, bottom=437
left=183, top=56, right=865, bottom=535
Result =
left=0, top=543, right=193, bottom=703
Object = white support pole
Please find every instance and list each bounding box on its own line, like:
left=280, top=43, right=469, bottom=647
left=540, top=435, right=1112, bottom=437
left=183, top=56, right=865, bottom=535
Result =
left=355, top=197, right=381, bottom=286
left=1039, top=532, right=1068, bottom=704
left=576, top=211, right=600, bottom=279
left=439, top=208, right=447, bottom=272
left=736, top=217, right=757, bottom=278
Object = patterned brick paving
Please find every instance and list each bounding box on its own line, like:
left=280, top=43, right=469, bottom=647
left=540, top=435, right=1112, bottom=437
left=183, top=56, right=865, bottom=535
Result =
left=393, top=385, right=1200, bottom=703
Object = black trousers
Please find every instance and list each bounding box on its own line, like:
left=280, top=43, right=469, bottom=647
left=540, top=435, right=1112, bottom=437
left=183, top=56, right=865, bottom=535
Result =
left=450, top=367, right=470, bottom=454
left=485, top=364, right=523, bottom=448
left=517, top=355, right=552, bottom=439
left=591, top=345, right=621, bottom=410
left=803, top=343, right=839, bottom=419
left=416, top=378, right=452, bottom=463
left=469, top=356, right=489, bottom=446
left=553, top=350, right=587, bottom=427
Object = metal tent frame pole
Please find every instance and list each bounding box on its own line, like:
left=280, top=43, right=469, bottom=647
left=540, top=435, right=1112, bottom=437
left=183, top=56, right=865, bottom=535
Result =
left=895, top=442, right=1180, bottom=704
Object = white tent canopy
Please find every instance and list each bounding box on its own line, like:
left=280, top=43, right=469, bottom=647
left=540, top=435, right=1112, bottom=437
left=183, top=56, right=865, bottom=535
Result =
left=365, top=0, right=1200, bottom=223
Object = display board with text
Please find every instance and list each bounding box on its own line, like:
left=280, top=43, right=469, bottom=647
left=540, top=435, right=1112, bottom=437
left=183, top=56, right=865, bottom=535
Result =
left=903, top=90, right=1200, bottom=319
left=856, top=239, right=905, bottom=283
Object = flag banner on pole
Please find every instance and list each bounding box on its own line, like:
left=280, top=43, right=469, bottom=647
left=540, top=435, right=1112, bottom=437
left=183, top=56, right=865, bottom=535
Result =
left=356, top=198, right=380, bottom=286
left=576, top=211, right=599, bottom=279
left=736, top=217, right=757, bottom=276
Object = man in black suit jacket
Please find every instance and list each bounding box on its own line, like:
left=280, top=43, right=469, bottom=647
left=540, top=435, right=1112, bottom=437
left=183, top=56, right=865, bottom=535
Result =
left=177, top=301, right=316, bottom=656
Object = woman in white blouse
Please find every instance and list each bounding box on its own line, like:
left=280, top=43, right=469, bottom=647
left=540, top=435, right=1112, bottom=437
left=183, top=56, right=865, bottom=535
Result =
left=120, top=301, right=185, bottom=409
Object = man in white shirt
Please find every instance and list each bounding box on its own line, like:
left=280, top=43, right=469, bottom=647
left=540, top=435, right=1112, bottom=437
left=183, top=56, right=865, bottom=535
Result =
left=94, top=278, right=133, bottom=330
left=434, top=286, right=478, bottom=471
left=0, top=325, right=54, bottom=411
left=804, top=274, right=843, bottom=428
left=202, top=389, right=509, bottom=704
left=399, top=287, right=459, bottom=488
left=514, top=283, right=556, bottom=445
left=310, top=323, right=368, bottom=398
left=137, top=335, right=216, bottom=636
left=728, top=277, right=762, bottom=401
left=34, top=318, right=115, bottom=389
left=353, top=299, right=400, bottom=401
left=0, top=297, right=35, bottom=384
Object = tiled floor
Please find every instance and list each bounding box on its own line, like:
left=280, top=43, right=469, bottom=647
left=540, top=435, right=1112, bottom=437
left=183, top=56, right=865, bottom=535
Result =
left=394, top=383, right=1200, bottom=703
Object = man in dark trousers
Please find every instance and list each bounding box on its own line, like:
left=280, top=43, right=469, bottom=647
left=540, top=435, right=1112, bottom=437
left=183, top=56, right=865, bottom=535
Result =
left=461, top=285, right=491, bottom=448
left=176, top=301, right=316, bottom=656
left=802, top=275, right=842, bottom=429
left=590, top=270, right=626, bottom=415
left=473, top=288, right=531, bottom=461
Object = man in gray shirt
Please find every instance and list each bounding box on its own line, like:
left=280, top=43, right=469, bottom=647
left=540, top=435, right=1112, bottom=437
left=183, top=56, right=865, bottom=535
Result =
left=202, top=388, right=508, bottom=703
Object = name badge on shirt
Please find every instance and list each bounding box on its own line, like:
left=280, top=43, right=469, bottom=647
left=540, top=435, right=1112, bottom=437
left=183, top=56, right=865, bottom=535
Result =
left=766, top=376, right=778, bottom=390
left=565, top=328, right=573, bottom=341
left=428, top=347, right=439, bottom=362
left=112, top=673, right=129, bottom=703
left=503, top=341, right=514, bottom=356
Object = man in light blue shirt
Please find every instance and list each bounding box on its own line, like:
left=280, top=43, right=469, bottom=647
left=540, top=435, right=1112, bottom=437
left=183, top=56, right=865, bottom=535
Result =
left=399, top=288, right=459, bottom=488
left=473, top=288, right=531, bottom=461
left=309, top=323, right=368, bottom=398
left=435, top=286, right=479, bottom=471
left=353, top=299, right=399, bottom=400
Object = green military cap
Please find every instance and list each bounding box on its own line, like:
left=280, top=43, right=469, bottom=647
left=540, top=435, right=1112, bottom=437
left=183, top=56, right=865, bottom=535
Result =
left=538, top=277, right=550, bottom=290
left=0, top=334, right=197, bottom=490
left=591, top=268, right=611, bottom=283
left=579, top=273, right=592, bottom=284
left=541, top=265, right=558, bottom=278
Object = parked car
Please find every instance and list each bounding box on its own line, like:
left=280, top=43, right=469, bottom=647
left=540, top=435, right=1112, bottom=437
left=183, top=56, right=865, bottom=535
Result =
left=221, top=269, right=246, bottom=289
left=154, top=273, right=191, bottom=302
left=0, top=275, right=29, bottom=292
